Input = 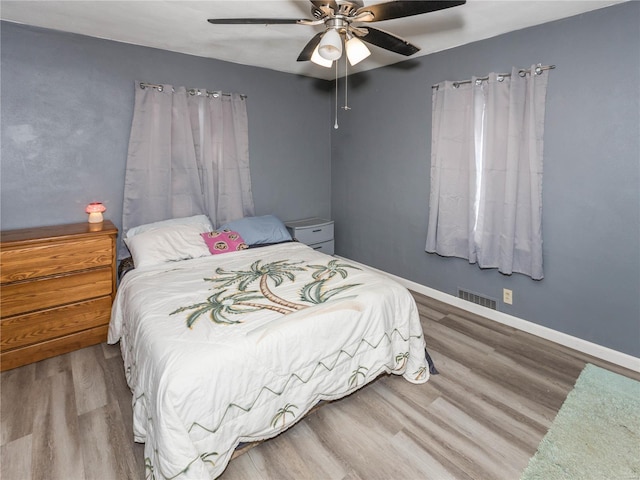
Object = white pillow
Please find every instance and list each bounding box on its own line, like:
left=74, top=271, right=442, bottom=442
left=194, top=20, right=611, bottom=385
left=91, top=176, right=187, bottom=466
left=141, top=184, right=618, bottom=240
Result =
left=125, top=224, right=211, bottom=268
left=125, top=214, right=213, bottom=239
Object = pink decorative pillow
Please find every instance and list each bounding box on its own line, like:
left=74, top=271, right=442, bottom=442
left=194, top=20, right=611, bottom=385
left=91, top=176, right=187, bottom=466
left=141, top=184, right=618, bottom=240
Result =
left=201, top=230, right=249, bottom=255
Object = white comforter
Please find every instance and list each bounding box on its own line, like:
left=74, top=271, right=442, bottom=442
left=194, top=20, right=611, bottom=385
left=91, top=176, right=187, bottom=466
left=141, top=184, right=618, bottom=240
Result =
left=109, top=242, right=428, bottom=479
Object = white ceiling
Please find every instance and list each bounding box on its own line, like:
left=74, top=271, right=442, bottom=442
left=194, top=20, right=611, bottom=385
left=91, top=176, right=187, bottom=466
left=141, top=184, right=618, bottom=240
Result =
left=0, top=0, right=626, bottom=80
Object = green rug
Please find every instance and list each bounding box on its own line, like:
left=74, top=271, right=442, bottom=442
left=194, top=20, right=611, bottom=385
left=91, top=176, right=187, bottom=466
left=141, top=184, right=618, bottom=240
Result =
left=521, top=363, right=640, bottom=480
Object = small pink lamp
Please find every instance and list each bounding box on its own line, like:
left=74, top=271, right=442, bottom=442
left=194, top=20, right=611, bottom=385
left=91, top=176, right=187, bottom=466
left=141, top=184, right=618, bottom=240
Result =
left=85, top=202, right=106, bottom=223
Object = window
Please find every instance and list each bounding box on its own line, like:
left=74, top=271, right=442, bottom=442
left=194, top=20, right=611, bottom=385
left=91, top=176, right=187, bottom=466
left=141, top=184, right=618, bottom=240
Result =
left=425, top=66, right=550, bottom=280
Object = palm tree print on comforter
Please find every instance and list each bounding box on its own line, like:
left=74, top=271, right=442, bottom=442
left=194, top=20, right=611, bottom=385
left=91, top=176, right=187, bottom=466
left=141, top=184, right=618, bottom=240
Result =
left=170, top=259, right=363, bottom=327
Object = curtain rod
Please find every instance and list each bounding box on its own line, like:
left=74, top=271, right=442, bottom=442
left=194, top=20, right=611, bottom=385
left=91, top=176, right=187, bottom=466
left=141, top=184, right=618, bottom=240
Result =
left=431, top=64, right=555, bottom=89
left=139, top=82, right=247, bottom=99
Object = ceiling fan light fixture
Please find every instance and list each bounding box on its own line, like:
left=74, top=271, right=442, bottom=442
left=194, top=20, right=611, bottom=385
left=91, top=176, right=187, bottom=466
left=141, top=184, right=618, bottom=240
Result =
left=311, top=45, right=333, bottom=67
left=346, top=36, right=371, bottom=65
left=318, top=28, right=342, bottom=61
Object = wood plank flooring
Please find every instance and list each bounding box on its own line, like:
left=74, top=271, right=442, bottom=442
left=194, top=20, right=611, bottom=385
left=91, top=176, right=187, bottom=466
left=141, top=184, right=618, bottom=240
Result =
left=2, top=291, right=638, bottom=480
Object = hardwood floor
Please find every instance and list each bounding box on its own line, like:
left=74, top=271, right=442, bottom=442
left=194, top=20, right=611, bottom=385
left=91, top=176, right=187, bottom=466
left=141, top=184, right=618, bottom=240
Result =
left=2, top=292, right=638, bottom=480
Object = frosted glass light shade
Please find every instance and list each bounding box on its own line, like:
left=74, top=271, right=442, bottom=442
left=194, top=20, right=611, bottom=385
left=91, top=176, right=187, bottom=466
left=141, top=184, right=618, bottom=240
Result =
left=311, top=45, right=333, bottom=68
left=346, top=36, right=371, bottom=65
left=86, top=202, right=106, bottom=223
left=318, top=29, right=342, bottom=61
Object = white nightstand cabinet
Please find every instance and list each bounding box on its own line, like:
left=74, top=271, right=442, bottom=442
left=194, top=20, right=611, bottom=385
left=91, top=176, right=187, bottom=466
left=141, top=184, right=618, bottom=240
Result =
left=285, top=218, right=334, bottom=255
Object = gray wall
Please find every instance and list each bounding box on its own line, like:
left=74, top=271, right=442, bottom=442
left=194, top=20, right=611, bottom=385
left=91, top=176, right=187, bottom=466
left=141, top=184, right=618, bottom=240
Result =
left=1, top=22, right=332, bottom=235
left=331, top=2, right=640, bottom=357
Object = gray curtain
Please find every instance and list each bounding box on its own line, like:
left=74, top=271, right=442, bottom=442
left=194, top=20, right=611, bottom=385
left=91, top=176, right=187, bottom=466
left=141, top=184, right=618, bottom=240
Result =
left=426, top=66, right=549, bottom=280
left=122, top=83, right=254, bottom=250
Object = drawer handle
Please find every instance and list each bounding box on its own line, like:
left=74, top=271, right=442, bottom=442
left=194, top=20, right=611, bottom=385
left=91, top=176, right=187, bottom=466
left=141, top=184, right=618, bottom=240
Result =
left=313, top=246, right=323, bottom=250
left=312, top=229, right=322, bottom=233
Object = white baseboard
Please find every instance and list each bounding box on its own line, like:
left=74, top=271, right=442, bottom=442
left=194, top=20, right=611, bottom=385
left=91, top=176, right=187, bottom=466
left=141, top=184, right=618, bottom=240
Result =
left=338, top=256, right=640, bottom=373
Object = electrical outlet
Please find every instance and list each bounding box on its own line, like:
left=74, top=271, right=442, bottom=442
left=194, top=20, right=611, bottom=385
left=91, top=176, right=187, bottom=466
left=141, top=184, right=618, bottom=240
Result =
left=503, top=288, right=513, bottom=305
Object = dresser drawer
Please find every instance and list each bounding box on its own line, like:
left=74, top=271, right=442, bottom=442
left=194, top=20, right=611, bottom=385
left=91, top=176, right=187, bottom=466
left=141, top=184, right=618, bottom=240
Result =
left=0, top=324, right=109, bottom=372
left=1, top=236, right=114, bottom=283
left=0, top=267, right=113, bottom=317
left=291, top=223, right=334, bottom=245
left=1, top=296, right=112, bottom=351
left=307, top=239, right=334, bottom=255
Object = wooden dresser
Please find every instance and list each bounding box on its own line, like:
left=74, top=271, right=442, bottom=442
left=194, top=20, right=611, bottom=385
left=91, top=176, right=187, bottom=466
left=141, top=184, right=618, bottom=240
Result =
left=1, top=221, right=117, bottom=371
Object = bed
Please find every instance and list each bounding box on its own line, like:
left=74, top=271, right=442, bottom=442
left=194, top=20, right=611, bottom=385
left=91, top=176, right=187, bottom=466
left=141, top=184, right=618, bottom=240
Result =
left=109, top=215, right=430, bottom=479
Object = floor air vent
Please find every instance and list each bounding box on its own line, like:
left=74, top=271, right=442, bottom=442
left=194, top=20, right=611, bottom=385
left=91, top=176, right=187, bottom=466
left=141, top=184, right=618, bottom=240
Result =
left=458, top=289, right=497, bottom=310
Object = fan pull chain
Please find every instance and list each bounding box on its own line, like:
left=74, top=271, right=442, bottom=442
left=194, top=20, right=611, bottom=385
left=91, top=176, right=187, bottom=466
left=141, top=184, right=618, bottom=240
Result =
left=334, top=60, right=339, bottom=129
left=342, top=53, right=351, bottom=111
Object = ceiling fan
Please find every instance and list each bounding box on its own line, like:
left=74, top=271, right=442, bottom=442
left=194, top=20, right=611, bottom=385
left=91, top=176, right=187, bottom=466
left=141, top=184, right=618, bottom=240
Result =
left=208, top=1, right=466, bottom=68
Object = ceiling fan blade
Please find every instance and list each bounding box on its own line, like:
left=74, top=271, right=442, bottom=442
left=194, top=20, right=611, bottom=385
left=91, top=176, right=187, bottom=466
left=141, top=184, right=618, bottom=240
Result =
left=355, top=1, right=466, bottom=22
left=357, top=27, right=420, bottom=56
left=297, top=32, right=324, bottom=61
left=309, top=0, right=339, bottom=16
left=207, top=18, right=310, bottom=25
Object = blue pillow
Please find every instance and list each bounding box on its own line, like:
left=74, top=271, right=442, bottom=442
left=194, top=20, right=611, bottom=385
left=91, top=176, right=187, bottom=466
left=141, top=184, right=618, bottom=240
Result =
left=219, top=215, right=292, bottom=246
